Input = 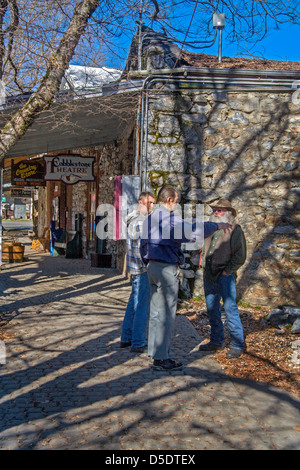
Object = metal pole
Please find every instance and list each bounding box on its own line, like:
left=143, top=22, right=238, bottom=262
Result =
left=218, top=28, right=223, bottom=63
left=137, top=0, right=144, bottom=71
left=213, top=13, right=225, bottom=63
left=0, top=163, right=3, bottom=267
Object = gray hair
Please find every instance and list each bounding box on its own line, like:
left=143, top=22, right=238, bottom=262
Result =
left=156, top=185, right=178, bottom=204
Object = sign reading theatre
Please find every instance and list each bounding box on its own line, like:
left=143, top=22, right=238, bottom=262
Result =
left=44, top=154, right=95, bottom=184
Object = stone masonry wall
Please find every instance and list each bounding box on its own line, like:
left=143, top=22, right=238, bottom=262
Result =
left=97, top=140, right=134, bottom=271
left=37, top=140, right=134, bottom=265
left=36, top=187, right=47, bottom=238
left=145, top=89, right=300, bottom=306
left=68, top=142, right=133, bottom=265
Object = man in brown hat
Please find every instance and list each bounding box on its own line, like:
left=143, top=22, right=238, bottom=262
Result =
left=199, top=199, right=247, bottom=358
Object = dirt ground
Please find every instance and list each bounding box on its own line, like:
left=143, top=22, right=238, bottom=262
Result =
left=177, top=298, right=300, bottom=399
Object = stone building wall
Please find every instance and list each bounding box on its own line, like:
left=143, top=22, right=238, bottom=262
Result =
left=36, top=187, right=47, bottom=238
left=36, top=138, right=134, bottom=265
left=69, top=146, right=100, bottom=258
left=64, top=142, right=133, bottom=265
left=71, top=181, right=88, bottom=257
left=145, top=88, right=300, bottom=306
left=96, top=139, right=134, bottom=271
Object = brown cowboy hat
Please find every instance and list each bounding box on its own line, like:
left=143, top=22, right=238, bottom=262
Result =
left=210, top=199, right=237, bottom=217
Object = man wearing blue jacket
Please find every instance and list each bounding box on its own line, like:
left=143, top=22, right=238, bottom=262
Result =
left=140, top=185, right=231, bottom=371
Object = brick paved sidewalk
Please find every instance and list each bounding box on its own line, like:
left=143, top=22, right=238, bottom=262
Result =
left=0, top=238, right=299, bottom=450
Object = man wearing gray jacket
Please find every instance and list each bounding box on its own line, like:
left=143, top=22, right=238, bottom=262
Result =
left=120, top=191, right=155, bottom=353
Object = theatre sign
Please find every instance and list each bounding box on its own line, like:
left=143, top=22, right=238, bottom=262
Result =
left=44, top=154, right=95, bottom=184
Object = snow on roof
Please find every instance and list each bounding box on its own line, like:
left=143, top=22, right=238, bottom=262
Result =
left=60, top=65, right=122, bottom=91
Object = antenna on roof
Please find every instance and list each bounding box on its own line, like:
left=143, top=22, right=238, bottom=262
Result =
left=137, top=0, right=144, bottom=71
left=213, top=13, right=225, bottom=63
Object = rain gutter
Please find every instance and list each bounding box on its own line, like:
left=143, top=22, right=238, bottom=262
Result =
left=134, top=69, right=300, bottom=190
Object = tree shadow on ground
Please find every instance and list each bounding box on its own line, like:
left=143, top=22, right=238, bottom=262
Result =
left=0, top=312, right=299, bottom=450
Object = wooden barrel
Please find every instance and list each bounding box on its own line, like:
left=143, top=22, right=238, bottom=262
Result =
left=2, top=244, right=13, bottom=262
left=12, top=244, right=25, bottom=262
left=1, top=243, right=24, bottom=262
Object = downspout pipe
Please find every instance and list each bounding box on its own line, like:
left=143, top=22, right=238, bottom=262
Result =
left=0, top=162, right=3, bottom=267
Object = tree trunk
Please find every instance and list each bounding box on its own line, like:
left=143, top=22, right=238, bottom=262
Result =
left=0, top=0, right=99, bottom=163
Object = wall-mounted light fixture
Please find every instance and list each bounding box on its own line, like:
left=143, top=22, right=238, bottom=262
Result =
left=213, top=13, right=225, bottom=63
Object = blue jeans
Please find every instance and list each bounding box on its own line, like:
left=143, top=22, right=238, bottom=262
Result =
left=121, top=271, right=150, bottom=348
left=204, top=273, right=245, bottom=350
left=147, top=261, right=179, bottom=360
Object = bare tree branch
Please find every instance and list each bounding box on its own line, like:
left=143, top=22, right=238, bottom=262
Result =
left=0, top=0, right=99, bottom=163
left=0, top=0, right=299, bottom=165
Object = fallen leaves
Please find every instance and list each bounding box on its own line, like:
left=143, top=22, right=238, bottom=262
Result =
left=177, top=298, right=300, bottom=398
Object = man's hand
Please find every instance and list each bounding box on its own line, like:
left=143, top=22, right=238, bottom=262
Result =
left=217, top=222, right=232, bottom=232
left=137, top=203, right=148, bottom=215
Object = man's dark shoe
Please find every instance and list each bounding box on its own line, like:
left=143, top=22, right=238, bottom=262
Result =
left=130, top=346, right=146, bottom=353
left=120, top=341, right=131, bottom=348
left=153, top=359, right=183, bottom=371
left=199, top=342, right=224, bottom=352
left=226, top=347, right=245, bottom=359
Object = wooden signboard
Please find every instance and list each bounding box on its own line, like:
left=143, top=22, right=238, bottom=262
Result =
left=10, top=188, right=33, bottom=198
left=11, top=159, right=45, bottom=187
left=44, top=154, right=95, bottom=184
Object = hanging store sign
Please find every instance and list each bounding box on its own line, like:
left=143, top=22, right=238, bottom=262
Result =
left=10, top=188, right=33, bottom=198
left=11, top=159, right=45, bottom=187
left=44, top=154, right=95, bottom=184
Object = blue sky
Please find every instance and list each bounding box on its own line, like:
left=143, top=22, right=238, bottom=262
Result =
left=212, top=22, right=300, bottom=62
left=90, top=2, right=300, bottom=69
left=170, top=2, right=300, bottom=63
left=108, top=19, right=300, bottom=70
